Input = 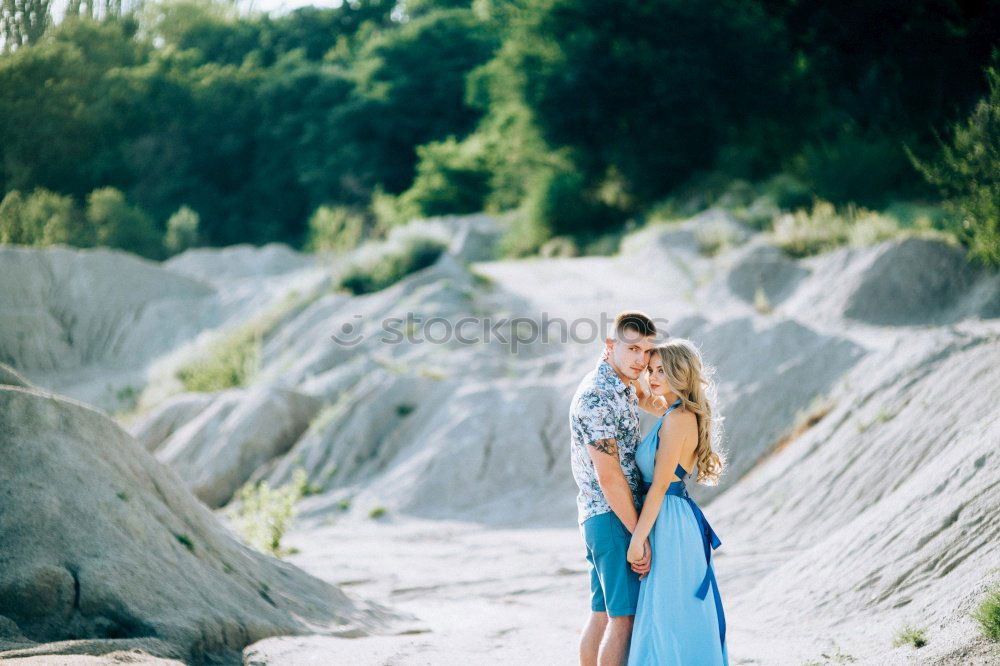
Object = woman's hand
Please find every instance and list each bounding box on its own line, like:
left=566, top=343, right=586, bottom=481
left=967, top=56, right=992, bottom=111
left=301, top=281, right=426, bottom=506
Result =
left=626, top=535, right=646, bottom=565
left=628, top=536, right=652, bottom=579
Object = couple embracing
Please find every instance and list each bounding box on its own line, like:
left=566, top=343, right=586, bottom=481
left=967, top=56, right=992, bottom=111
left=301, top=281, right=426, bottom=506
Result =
left=569, top=311, right=728, bottom=666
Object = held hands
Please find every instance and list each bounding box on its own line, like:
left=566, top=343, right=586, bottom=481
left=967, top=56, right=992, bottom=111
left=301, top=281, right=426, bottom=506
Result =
left=627, top=536, right=652, bottom=579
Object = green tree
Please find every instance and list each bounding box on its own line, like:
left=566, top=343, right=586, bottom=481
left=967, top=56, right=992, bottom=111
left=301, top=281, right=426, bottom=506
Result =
left=914, top=63, right=1000, bottom=266
left=493, top=0, right=795, bottom=206
left=164, top=204, right=200, bottom=254
left=0, top=188, right=92, bottom=246
left=85, top=187, right=162, bottom=258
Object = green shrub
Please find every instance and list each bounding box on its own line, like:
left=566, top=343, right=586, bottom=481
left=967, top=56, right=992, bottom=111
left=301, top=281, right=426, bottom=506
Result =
left=176, top=293, right=303, bottom=392
left=892, top=625, right=927, bottom=648
left=772, top=200, right=904, bottom=257
left=305, top=205, right=367, bottom=254
left=176, top=325, right=260, bottom=392
left=528, top=166, right=620, bottom=238
left=498, top=208, right=552, bottom=257
left=793, top=126, right=923, bottom=209
left=0, top=188, right=93, bottom=247
left=368, top=506, right=387, bottom=519
left=912, top=64, right=1000, bottom=267
left=761, top=174, right=813, bottom=212
left=229, top=469, right=308, bottom=557
left=336, top=230, right=448, bottom=295
left=174, top=533, right=195, bottom=552
left=397, top=136, right=492, bottom=218
left=973, top=583, right=1000, bottom=641
left=86, top=187, right=163, bottom=259
left=539, top=235, right=578, bottom=258
left=164, top=205, right=200, bottom=254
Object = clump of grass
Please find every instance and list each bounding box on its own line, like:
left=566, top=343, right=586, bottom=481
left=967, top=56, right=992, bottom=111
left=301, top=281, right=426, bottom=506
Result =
left=176, top=325, right=261, bottom=392
left=801, top=644, right=856, bottom=665
left=176, top=292, right=305, bottom=392
left=470, top=268, right=494, bottom=288
left=229, top=468, right=309, bottom=558
left=369, top=506, right=387, bottom=519
left=337, top=498, right=351, bottom=511
left=694, top=219, right=747, bottom=256
left=336, top=231, right=448, bottom=295
left=772, top=200, right=903, bottom=258
left=174, top=533, right=195, bottom=552
left=973, top=583, right=1000, bottom=641
left=538, top=235, right=579, bottom=258
left=893, top=624, right=928, bottom=648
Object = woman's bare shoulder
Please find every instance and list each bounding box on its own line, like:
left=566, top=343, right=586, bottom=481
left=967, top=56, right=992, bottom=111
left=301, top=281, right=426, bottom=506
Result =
left=661, top=406, right=697, bottom=431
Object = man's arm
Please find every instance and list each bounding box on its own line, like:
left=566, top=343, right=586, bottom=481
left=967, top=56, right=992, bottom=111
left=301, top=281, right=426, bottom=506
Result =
left=586, top=438, right=652, bottom=575
left=631, top=377, right=670, bottom=416
left=585, top=438, right=640, bottom=532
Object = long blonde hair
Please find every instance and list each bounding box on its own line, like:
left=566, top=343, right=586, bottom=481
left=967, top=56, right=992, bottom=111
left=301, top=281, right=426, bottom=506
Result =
left=653, top=339, right=726, bottom=485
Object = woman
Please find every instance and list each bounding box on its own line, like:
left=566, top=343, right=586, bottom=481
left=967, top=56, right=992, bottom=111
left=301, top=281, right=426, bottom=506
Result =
left=625, top=339, right=729, bottom=665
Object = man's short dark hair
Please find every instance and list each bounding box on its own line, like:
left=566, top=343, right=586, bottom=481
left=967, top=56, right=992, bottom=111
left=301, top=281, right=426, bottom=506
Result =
left=613, top=311, right=656, bottom=339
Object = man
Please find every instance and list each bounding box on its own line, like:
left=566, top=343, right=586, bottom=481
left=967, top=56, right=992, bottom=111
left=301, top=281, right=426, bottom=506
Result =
left=569, top=310, right=658, bottom=666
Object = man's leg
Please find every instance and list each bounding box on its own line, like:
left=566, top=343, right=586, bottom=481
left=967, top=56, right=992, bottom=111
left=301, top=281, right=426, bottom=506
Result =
left=599, top=614, right=634, bottom=666
left=579, top=611, right=608, bottom=666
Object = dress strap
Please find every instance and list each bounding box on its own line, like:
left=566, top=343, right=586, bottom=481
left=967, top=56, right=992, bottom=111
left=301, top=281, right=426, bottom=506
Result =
left=653, top=398, right=685, bottom=452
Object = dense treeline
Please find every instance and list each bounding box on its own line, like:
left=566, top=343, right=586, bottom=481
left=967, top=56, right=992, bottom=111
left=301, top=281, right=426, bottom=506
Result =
left=0, top=0, right=996, bottom=261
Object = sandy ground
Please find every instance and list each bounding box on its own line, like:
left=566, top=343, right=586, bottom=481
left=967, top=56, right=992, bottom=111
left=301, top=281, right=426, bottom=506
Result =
left=243, top=517, right=1000, bottom=666
left=244, top=519, right=812, bottom=665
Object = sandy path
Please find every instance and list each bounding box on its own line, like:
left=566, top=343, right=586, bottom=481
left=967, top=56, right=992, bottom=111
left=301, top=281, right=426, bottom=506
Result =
left=248, top=520, right=588, bottom=664
left=244, top=519, right=833, bottom=666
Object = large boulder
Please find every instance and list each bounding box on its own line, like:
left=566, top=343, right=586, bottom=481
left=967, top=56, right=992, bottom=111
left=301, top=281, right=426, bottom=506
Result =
left=0, top=385, right=397, bottom=664
left=156, top=386, right=323, bottom=507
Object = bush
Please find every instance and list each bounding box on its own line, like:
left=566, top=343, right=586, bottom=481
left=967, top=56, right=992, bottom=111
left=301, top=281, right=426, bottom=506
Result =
left=336, top=228, right=448, bottom=295
left=539, top=235, right=578, bottom=258
left=772, top=200, right=904, bottom=257
left=762, top=174, right=813, bottom=211
left=305, top=204, right=366, bottom=253
left=397, top=136, right=493, bottom=219
left=892, top=625, right=927, bottom=648
left=175, top=293, right=302, bottom=392
left=229, top=469, right=308, bottom=557
left=793, top=126, right=925, bottom=209
left=973, top=583, right=1000, bottom=641
left=913, top=64, right=1000, bottom=267
left=86, top=187, right=163, bottom=259
left=164, top=205, right=200, bottom=254
left=529, top=166, right=622, bottom=238
left=0, top=188, right=93, bottom=247
left=176, top=324, right=260, bottom=392
left=497, top=208, right=552, bottom=258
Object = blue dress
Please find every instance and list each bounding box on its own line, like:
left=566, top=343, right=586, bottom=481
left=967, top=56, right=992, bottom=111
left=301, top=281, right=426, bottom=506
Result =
left=628, top=399, right=728, bottom=666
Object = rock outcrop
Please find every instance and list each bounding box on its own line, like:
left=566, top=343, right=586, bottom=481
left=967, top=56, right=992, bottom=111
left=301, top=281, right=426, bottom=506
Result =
left=0, top=385, right=397, bottom=664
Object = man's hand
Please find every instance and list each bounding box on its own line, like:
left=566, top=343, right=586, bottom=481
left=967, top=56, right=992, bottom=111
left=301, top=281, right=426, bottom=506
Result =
left=629, top=539, right=651, bottom=578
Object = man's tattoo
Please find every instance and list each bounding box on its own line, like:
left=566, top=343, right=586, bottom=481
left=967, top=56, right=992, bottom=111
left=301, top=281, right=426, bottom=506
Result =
left=588, top=437, right=618, bottom=456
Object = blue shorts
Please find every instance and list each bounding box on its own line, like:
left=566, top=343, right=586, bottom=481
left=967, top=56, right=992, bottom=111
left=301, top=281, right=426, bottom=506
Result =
left=581, top=511, right=640, bottom=616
